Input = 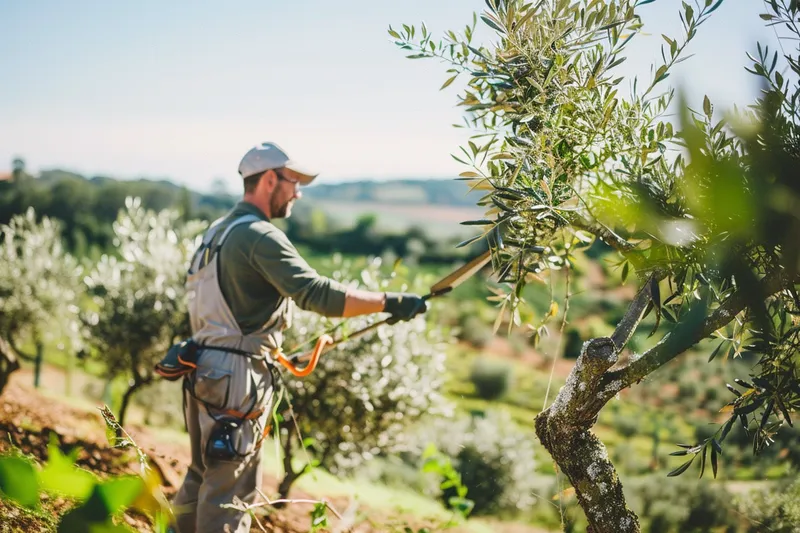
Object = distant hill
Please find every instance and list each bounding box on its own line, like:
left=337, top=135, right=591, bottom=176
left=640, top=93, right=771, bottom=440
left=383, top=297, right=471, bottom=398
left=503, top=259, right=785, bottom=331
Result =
left=302, top=178, right=483, bottom=207
left=2, top=168, right=488, bottom=260
left=35, top=169, right=239, bottom=216
left=34, top=170, right=482, bottom=210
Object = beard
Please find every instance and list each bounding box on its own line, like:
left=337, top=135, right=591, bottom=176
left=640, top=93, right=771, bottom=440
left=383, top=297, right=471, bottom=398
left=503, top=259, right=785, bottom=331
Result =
left=271, top=196, right=294, bottom=219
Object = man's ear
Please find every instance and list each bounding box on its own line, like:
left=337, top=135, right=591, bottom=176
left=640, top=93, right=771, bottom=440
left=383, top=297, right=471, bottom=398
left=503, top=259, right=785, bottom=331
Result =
left=260, top=170, right=278, bottom=193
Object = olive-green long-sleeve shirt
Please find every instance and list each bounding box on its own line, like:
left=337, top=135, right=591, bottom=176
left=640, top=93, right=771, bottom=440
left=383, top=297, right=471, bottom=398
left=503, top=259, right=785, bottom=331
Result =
left=215, top=202, right=348, bottom=335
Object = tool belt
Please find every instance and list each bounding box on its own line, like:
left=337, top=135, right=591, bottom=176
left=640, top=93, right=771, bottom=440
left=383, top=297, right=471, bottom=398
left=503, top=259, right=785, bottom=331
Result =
left=155, top=335, right=335, bottom=381
left=154, top=339, right=261, bottom=381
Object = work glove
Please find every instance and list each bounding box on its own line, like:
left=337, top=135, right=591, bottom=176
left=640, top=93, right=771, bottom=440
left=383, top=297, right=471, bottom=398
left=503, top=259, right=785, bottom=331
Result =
left=383, top=292, right=428, bottom=324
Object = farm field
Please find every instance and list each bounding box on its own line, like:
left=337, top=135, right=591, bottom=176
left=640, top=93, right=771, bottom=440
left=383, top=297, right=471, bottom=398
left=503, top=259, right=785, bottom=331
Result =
left=311, top=199, right=484, bottom=237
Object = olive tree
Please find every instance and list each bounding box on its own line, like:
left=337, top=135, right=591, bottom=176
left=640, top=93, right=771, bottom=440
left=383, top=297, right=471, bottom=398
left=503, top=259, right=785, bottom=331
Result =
left=275, top=257, right=452, bottom=499
left=0, top=208, right=84, bottom=393
left=394, top=1, right=800, bottom=530
left=84, top=197, right=205, bottom=427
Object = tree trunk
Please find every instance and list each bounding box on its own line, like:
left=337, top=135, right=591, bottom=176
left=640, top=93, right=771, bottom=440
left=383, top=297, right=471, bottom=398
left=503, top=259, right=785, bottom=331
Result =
left=33, top=341, right=44, bottom=388
left=118, top=378, right=146, bottom=430
left=533, top=278, right=658, bottom=532
left=532, top=270, right=791, bottom=532
left=535, top=338, right=640, bottom=533
left=276, top=427, right=299, bottom=503
left=0, top=337, right=20, bottom=396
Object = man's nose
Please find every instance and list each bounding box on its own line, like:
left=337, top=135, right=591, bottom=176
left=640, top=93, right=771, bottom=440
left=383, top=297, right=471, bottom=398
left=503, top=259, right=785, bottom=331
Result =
left=293, top=190, right=302, bottom=200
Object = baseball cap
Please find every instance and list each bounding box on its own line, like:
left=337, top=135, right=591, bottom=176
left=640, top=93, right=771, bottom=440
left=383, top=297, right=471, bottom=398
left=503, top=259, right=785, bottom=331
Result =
left=237, top=142, right=318, bottom=185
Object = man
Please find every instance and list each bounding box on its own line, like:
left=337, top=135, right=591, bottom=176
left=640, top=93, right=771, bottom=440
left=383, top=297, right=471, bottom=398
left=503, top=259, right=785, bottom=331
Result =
left=170, top=142, right=427, bottom=532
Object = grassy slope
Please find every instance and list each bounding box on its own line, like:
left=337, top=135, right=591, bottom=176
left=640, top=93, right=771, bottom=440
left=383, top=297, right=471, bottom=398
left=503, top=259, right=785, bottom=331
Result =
left=16, top=367, right=553, bottom=533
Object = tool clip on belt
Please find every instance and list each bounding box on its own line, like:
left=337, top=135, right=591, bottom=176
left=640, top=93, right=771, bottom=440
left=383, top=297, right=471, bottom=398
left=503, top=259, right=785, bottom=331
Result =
left=155, top=335, right=334, bottom=381
left=154, top=339, right=202, bottom=381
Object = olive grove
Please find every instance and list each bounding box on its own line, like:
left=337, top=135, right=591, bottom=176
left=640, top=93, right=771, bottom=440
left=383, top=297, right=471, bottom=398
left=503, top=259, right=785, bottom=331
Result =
left=394, top=0, right=800, bottom=531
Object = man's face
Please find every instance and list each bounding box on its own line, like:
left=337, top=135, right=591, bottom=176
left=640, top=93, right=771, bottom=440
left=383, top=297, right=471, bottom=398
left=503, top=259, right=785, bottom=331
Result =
left=269, top=169, right=302, bottom=219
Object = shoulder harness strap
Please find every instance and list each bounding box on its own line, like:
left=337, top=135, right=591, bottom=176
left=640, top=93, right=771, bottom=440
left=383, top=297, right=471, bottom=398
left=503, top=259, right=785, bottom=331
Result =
left=189, top=214, right=261, bottom=274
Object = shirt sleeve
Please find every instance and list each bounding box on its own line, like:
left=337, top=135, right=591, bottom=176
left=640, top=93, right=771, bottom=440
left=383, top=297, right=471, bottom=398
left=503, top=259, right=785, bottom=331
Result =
left=247, top=227, right=348, bottom=316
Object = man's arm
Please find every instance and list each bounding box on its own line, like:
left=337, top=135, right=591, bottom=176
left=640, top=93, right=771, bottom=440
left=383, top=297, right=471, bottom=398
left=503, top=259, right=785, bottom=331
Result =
left=340, top=288, right=427, bottom=321
left=342, top=289, right=386, bottom=317
left=249, top=226, right=426, bottom=321
left=249, top=228, right=387, bottom=317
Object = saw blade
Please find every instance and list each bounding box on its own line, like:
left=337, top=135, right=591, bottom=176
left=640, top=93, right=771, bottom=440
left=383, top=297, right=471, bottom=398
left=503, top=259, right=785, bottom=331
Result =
left=429, top=249, right=492, bottom=294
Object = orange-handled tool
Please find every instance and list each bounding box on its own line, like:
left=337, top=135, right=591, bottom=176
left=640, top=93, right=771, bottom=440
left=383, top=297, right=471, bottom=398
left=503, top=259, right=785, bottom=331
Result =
left=275, top=334, right=334, bottom=377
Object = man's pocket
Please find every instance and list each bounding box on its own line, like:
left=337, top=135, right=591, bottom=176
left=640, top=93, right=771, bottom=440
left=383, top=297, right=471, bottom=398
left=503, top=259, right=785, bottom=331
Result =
left=192, top=366, right=233, bottom=410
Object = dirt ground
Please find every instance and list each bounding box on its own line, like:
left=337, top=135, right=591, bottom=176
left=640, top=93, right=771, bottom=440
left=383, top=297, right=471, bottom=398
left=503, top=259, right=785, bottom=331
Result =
left=0, top=371, right=553, bottom=533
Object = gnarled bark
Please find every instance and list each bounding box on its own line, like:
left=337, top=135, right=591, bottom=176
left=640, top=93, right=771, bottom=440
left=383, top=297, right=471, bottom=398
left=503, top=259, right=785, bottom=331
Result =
left=535, top=338, right=640, bottom=532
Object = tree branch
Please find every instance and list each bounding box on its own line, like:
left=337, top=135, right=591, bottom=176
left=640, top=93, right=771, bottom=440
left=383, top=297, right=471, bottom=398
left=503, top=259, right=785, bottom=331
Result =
left=569, top=213, right=636, bottom=254
left=7, top=338, right=35, bottom=362
left=548, top=337, right=618, bottom=427
left=610, top=273, right=665, bottom=351
left=605, top=268, right=793, bottom=391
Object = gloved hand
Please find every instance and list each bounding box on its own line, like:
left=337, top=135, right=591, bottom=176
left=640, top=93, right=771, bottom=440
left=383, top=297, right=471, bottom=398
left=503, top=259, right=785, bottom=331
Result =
left=383, top=292, right=428, bottom=324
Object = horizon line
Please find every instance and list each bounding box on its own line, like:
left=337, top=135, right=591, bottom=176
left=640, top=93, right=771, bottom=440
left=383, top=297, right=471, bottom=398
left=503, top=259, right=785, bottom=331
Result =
left=24, top=165, right=467, bottom=193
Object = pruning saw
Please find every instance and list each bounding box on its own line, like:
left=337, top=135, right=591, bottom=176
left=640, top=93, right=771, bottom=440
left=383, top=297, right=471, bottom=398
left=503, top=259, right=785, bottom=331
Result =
left=274, top=249, right=493, bottom=376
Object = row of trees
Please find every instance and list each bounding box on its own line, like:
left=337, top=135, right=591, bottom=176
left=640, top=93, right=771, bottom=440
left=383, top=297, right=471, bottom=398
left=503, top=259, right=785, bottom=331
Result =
left=394, top=0, right=800, bottom=530
left=0, top=198, right=203, bottom=429
left=0, top=167, right=225, bottom=256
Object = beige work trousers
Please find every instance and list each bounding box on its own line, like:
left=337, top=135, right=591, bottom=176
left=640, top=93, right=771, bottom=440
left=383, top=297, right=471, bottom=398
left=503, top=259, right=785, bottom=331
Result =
left=172, top=348, right=274, bottom=533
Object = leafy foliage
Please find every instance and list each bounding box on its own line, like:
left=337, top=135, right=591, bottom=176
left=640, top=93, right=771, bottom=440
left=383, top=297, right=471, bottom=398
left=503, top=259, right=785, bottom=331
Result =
left=83, top=197, right=205, bottom=425
left=420, top=444, right=474, bottom=522
left=0, top=419, right=171, bottom=533
left=396, top=0, right=799, bottom=467
left=0, top=208, right=85, bottom=356
left=406, top=411, right=538, bottom=515
left=394, top=0, right=799, bottom=529
left=308, top=502, right=329, bottom=533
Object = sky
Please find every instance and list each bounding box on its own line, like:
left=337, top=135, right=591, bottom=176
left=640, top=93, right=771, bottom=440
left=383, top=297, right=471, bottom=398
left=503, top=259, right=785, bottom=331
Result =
left=0, top=1, right=780, bottom=193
